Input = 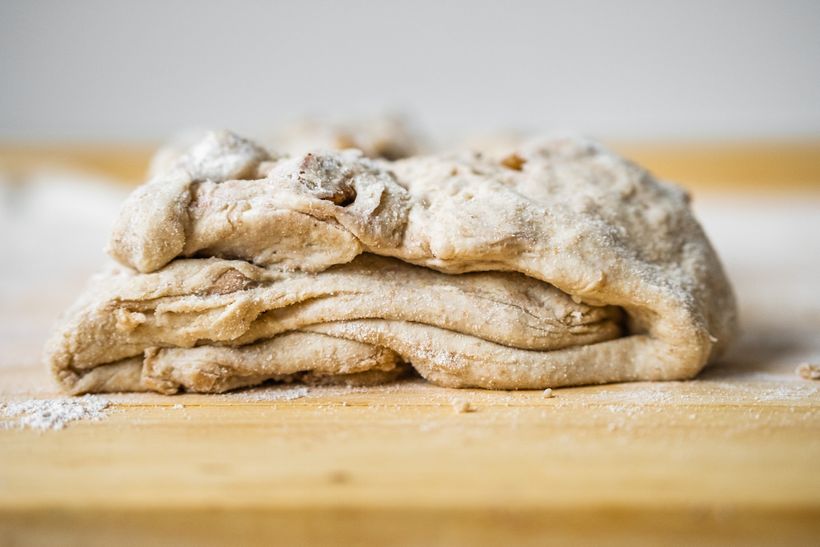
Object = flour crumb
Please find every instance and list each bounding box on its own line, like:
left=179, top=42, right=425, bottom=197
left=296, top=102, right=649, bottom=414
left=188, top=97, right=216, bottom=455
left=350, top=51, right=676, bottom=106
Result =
left=796, top=362, right=820, bottom=381
left=451, top=399, right=475, bottom=414
left=0, top=396, right=111, bottom=431
left=543, top=388, right=554, bottom=398
left=171, top=403, right=185, bottom=409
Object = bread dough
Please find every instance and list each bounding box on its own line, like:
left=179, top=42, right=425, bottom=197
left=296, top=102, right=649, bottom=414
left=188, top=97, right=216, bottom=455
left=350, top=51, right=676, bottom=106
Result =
left=46, top=131, right=736, bottom=393
left=47, top=255, right=623, bottom=393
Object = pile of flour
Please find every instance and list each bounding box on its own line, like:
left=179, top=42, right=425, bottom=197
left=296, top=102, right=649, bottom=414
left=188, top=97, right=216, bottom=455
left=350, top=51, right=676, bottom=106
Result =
left=1, top=396, right=111, bottom=431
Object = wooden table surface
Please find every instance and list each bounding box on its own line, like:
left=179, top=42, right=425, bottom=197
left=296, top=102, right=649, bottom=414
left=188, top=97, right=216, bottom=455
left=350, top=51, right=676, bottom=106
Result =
left=1, top=147, right=819, bottom=546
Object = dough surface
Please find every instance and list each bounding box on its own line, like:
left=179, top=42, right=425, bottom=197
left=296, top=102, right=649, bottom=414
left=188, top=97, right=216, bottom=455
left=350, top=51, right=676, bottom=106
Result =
left=46, top=131, right=736, bottom=394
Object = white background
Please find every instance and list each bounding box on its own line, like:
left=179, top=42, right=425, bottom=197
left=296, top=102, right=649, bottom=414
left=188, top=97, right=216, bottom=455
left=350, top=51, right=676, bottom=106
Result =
left=1, top=0, right=818, bottom=141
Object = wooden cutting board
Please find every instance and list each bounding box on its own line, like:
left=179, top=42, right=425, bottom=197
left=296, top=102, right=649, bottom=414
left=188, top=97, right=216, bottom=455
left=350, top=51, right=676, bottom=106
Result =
left=0, top=164, right=818, bottom=546
left=1, top=364, right=818, bottom=546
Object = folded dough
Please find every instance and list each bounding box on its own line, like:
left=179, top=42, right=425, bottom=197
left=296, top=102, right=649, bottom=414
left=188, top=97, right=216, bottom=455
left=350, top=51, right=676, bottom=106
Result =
left=45, top=131, right=736, bottom=394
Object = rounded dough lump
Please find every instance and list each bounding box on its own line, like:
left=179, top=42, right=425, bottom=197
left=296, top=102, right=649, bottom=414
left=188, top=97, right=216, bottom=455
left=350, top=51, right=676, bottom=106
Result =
left=46, top=131, right=736, bottom=393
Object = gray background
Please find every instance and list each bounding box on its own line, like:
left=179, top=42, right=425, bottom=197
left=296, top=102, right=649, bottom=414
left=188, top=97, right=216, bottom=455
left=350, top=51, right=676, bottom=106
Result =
left=1, top=0, right=818, bottom=141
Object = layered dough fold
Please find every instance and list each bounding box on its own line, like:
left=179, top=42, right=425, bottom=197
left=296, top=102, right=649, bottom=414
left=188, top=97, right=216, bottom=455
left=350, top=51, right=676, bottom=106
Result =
left=45, top=131, right=737, bottom=393
left=47, top=255, right=623, bottom=393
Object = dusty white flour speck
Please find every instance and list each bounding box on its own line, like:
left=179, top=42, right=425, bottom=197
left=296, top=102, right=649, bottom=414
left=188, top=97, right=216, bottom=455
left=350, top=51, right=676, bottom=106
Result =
left=0, top=396, right=111, bottom=431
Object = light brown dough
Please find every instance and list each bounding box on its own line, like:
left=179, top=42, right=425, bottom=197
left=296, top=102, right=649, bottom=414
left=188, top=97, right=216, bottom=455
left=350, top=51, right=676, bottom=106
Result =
left=46, top=131, right=736, bottom=393
left=46, top=255, right=622, bottom=393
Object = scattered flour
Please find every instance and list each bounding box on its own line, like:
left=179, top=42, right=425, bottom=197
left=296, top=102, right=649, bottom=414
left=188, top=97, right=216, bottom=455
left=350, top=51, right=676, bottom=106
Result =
left=0, top=396, right=111, bottom=431
left=224, top=386, right=310, bottom=402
